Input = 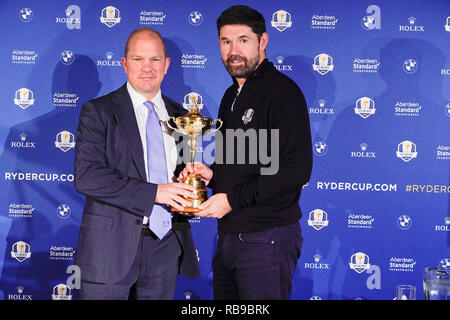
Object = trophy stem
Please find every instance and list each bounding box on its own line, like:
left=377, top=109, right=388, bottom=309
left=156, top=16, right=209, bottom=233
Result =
left=189, top=137, right=197, bottom=166
left=191, top=149, right=195, bottom=166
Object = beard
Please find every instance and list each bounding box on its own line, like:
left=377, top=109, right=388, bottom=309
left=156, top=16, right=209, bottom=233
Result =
left=223, top=53, right=260, bottom=79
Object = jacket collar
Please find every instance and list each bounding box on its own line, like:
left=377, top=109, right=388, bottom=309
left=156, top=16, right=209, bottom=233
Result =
left=111, top=84, right=146, bottom=181
left=231, top=58, right=274, bottom=90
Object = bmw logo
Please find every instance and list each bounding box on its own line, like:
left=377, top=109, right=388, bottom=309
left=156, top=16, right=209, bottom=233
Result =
left=57, top=204, right=71, bottom=219
left=61, top=50, right=75, bottom=65
left=189, top=11, right=203, bottom=26
left=314, top=141, right=328, bottom=156
left=403, top=59, right=417, bottom=74
left=19, top=8, right=33, bottom=22
left=397, top=215, right=412, bottom=230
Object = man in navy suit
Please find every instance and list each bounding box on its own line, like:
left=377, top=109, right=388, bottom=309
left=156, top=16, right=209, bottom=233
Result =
left=74, top=27, right=200, bottom=299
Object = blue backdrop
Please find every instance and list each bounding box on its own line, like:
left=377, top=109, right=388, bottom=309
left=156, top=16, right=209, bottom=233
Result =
left=0, top=0, right=448, bottom=300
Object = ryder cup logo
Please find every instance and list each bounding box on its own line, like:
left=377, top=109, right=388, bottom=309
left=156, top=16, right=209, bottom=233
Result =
left=189, top=11, right=203, bottom=26
left=361, top=5, right=381, bottom=30
left=396, top=140, right=418, bottom=162
left=355, top=97, right=376, bottom=118
left=183, top=92, right=203, bottom=110
left=403, top=59, right=418, bottom=74
left=349, top=252, right=371, bottom=273
left=60, top=50, right=74, bottom=65
left=19, top=8, right=33, bottom=22
left=52, top=284, right=72, bottom=300
left=14, top=88, right=35, bottom=110
left=55, top=131, right=75, bottom=152
left=307, top=209, right=329, bottom=230
left=242, top=108, right=254, bottom=124
left=271, top=10, right=293, bottom=32
left=100, top=6, right=121, bottom=27
left=11, top=241, right=31, bottom=262
left=313, top=53, right=334, bottom=75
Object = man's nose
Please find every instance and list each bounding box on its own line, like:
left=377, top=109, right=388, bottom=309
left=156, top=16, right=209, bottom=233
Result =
left=142, top=58, right=153, bottom=71
left=229, top=42, right=241, bottom=56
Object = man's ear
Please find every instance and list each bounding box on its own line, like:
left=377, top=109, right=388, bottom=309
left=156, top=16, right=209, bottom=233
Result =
left=259, top=32, right=269, bottom=52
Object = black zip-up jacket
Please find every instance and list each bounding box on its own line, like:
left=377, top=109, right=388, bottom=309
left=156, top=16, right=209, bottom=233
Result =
left=210, top=59, right=313, bottom=234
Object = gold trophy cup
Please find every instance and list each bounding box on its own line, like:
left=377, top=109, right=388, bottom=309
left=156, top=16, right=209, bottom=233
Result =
left=167, top=96, right=222, bottom=212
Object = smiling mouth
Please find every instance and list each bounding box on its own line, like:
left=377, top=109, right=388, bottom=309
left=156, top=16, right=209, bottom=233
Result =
left=227, top=55, right=247, bottom=65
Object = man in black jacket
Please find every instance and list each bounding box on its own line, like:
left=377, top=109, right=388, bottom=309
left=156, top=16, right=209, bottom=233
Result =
left=179, top=5, right=312, bottom=299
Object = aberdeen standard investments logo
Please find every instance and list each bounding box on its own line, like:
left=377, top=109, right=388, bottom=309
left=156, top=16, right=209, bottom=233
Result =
left=139, top=10, right=166, bottom=26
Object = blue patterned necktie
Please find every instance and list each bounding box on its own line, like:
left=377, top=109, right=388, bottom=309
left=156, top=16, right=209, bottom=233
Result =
left=144, top=100, right=172, bottom=239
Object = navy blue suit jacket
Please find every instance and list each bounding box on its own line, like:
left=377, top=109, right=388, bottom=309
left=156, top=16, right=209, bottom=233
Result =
left=74, top=84, right=200, bottom=284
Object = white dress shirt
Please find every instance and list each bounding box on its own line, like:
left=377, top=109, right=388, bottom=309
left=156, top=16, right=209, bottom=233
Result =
left=127, top=82, right=178, bottom=222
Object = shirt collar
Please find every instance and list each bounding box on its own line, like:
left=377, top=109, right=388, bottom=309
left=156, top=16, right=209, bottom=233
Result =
left=126, top=81, right=163, bottom=111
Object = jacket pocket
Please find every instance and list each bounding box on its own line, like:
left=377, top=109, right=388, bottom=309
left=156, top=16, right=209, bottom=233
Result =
left=81, top=212, right=113, bottom=231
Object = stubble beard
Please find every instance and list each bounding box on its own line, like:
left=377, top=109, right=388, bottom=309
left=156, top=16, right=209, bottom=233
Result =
left=223, top=53, right=260, bottom=79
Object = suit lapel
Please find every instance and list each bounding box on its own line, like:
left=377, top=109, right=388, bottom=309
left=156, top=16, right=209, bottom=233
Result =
left=163, top=95, right=188, bottom=117
left=111, top=84, right=147, bottom=181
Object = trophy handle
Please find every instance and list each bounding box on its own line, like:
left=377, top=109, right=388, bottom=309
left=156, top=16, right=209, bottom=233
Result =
left=208, top=119, right=223, bottom=133
left=166, top=117, right=177, bottom=130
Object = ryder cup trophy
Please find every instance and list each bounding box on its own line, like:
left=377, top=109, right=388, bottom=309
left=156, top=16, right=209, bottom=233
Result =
left=167, top=96, right=222, bottom=212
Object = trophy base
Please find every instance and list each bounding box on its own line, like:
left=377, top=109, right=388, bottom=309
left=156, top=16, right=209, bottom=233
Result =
left=171, top=174, right=207, bottom=213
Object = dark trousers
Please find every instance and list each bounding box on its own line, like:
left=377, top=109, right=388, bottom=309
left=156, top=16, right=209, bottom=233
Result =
left=213, top=221, right=303, bottom=300
left=79, top=230, right=181, bottom=300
